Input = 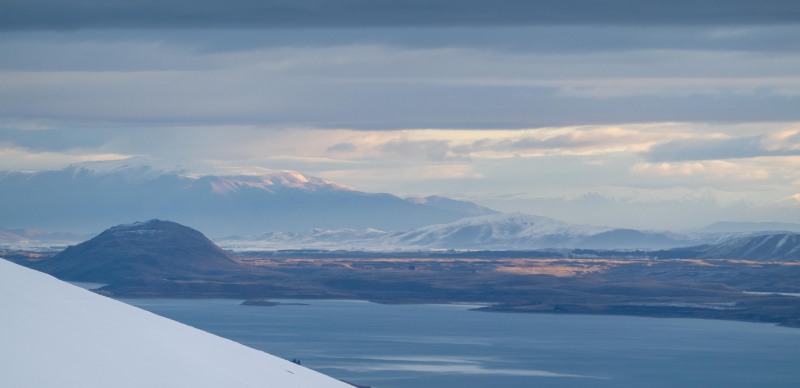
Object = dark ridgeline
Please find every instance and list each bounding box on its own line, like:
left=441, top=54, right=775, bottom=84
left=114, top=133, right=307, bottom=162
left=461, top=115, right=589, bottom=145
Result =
left=571, top=232, right=800, bottom=262
left=37, top=220, right=240, bottom=283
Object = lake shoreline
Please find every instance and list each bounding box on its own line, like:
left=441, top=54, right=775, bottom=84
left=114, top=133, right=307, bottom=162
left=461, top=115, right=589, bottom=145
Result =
left=472, top=304, right=800, bottom=329
left=123, top=294, right=800, bottom=329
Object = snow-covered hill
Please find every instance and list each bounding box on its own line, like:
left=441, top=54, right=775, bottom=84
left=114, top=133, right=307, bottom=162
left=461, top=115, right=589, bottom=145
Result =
left=0, top=259, right=351, bottom=388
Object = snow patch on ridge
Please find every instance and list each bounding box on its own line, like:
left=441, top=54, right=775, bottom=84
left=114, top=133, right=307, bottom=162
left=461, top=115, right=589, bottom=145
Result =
left=205, top=172, right=353, bottom=195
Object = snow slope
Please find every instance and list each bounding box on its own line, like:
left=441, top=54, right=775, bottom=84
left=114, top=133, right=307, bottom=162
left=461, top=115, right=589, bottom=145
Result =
left=0, top=259, right=351, bottom=388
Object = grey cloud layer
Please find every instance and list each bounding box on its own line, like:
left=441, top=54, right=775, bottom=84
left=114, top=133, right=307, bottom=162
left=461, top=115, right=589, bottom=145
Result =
left=6, top=26, right=799, bottom=58
left=3, top=0, right=799, bottom=30
left=0, top=128, right=110, bottom=152
left=645, top=136, right=800, bottom=162
left=3, top=40, right=800, bottom=129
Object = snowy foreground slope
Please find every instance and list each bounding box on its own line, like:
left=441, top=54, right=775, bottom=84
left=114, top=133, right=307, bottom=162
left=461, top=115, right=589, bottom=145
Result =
left=0, top=259, right=351, bottom=388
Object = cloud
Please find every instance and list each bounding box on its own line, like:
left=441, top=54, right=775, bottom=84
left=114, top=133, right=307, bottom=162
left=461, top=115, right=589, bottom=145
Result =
left=321, top=163, right=482, bottom=184
left=793, top=194, right=800, bottom=201
left=496, top=134, right=598, bottom=151
left=5, top=123, right=790, bottom=175
left=644, top=135, right=800, bottom=162
left=0, top=145, right=130, bottom=171
left=3, top=0, right=798, bottom=31
left=0, top=128, right=112, bottom=152
left=554, top=76, right=800, bottom=98
left=455, top=126, right=669, bottom=158
left=6, top=25, right=798, bottom=59
left=380, top=139, right=468, bottom=161
left=358, top=126, right=670, bottom=162
left=325, top=142, right=357, bottom=153
left=497, top=127, right=649, bottom=153
left=630, top=160, right=769, bottom=180
left=3, top=40, right=800, bottom=129
left=761, top=129, right=800, bottom=151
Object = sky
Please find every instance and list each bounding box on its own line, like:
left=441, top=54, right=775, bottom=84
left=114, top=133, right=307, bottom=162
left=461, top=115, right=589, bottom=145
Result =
left=2, top=0, right=800, bottom=230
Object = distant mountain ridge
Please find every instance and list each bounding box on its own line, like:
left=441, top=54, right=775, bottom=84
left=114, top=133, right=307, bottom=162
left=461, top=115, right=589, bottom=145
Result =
left=700, top=222, right=800, bottom=234
left=220, top=213, right=716, bottom=251
left=698, top=233, right=800, bottom=261
left=4, top=164, right=798, bottom=253
left=404, top=195, right=498, bottom=217
left=0, top=164, right=494, bottom=236
left=0, top=227, right=88, bottom=249
left=387, top=213, right=604, bottom=249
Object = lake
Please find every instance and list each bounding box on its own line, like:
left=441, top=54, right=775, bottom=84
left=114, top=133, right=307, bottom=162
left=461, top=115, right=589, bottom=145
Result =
left=122, top=298, right=800, bottom=388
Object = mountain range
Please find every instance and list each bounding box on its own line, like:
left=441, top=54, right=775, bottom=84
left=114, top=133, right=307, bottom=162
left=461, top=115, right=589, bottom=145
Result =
left=220, top=213, right=720, bottom=251
left=0, top=164, right=495, bottom=236
left=3, top=164, right=799, bottom=252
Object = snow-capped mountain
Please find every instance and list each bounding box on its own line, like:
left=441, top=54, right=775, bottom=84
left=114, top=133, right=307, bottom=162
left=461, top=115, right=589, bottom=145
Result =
left=203, top=171, right=352, bottom=194
left=381, top=214, right=717, bottom=250
left=220, top=213, right=714, bottom=251
left=0, top=164, right=493, bottom=237
left=385, top=213, right=607, bottom=249
left=0, top=259, right=351, bottom=388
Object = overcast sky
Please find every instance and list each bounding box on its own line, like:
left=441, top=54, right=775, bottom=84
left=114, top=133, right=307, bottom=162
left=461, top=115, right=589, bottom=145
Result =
left=2, top=0, right=800, bottom=229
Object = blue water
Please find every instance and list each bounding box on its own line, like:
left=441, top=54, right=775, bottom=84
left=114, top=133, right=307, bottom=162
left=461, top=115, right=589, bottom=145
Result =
left=122, top=299, right=800, bottom=388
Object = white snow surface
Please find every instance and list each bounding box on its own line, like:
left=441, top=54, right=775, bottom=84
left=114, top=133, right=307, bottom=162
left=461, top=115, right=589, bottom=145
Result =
left=206, top=172, right=352, bottom=195
left=0, top=259, right=351, bottom=388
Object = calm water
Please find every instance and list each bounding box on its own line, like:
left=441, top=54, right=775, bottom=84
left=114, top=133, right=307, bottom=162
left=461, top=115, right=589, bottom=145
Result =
left=122, top=298, right=800, bottom=388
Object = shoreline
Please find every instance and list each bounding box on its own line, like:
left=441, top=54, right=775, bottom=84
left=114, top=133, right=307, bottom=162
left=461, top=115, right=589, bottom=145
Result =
left=471, top=304, right=800, bottom=329
left=114, top=293, right=800, bottom=329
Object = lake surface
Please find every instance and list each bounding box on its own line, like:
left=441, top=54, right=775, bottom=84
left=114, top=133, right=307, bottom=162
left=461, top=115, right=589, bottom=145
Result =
left=122, top=298, right=800, bottom=388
